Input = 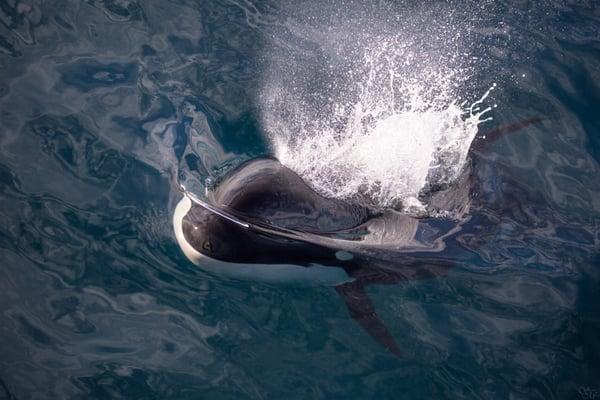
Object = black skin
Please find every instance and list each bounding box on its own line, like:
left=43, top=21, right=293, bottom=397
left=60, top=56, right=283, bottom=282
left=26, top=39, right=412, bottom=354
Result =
left=182, top=157, right=372, bottom=265
left=181, top=118, right=542, bottom=357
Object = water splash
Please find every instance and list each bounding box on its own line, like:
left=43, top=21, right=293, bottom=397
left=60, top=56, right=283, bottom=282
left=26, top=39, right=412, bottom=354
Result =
left=259, top=23, right=495, bottom=215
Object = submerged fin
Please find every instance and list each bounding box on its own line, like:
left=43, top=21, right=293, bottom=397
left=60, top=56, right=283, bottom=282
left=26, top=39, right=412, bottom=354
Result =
left=335, top=280, right=402, bottom=357
left=470, top=117, right=542, bottom=152
left=335, top=261, right=453, bottom=357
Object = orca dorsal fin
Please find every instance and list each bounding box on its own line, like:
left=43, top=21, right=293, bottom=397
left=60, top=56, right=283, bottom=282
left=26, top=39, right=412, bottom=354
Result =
left=470, top=117, right=542, bottom=153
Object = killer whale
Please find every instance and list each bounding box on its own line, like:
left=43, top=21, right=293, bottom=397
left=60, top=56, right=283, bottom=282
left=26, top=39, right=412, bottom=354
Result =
left=172, top=118, right=542, bottom=357
left=174, top=157, right=456, bottom=356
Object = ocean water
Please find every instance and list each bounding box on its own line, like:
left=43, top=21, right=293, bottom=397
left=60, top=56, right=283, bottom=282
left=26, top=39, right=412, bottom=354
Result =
left=1, top=1, right=599, bottom=399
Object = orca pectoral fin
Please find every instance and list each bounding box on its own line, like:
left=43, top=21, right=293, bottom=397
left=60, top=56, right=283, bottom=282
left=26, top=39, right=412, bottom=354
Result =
left=335, top=280, right=402, bottom=357
left=334, top=260, right=454, bottom=357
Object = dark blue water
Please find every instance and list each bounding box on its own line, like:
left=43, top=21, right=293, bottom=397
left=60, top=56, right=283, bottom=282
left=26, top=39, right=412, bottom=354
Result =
left=1, top=1, right=599, bottom=399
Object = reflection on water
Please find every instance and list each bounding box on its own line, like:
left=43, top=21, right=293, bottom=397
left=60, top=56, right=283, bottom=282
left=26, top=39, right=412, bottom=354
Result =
left=0, top=0, right=599, bottom=399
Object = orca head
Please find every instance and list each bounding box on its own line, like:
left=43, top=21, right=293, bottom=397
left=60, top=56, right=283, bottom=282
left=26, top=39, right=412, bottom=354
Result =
left=173, top=158, right=371, bottom=266
left=211, top=158, right=371, bottom=232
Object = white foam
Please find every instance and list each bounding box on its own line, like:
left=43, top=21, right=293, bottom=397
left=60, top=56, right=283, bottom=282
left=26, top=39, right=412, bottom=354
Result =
left=260, top=34, right=493, bottom=215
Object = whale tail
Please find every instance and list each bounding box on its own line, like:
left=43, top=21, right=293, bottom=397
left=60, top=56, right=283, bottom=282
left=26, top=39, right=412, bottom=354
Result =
left=336, top=261, right=453, bottom=358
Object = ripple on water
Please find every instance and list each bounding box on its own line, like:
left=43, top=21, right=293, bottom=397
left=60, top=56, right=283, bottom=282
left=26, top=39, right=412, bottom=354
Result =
left=0, top=0, right=599, bottom=399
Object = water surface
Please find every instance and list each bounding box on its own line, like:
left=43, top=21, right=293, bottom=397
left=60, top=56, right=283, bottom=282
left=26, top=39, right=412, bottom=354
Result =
left=0, top=1, right=599, bottom=399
